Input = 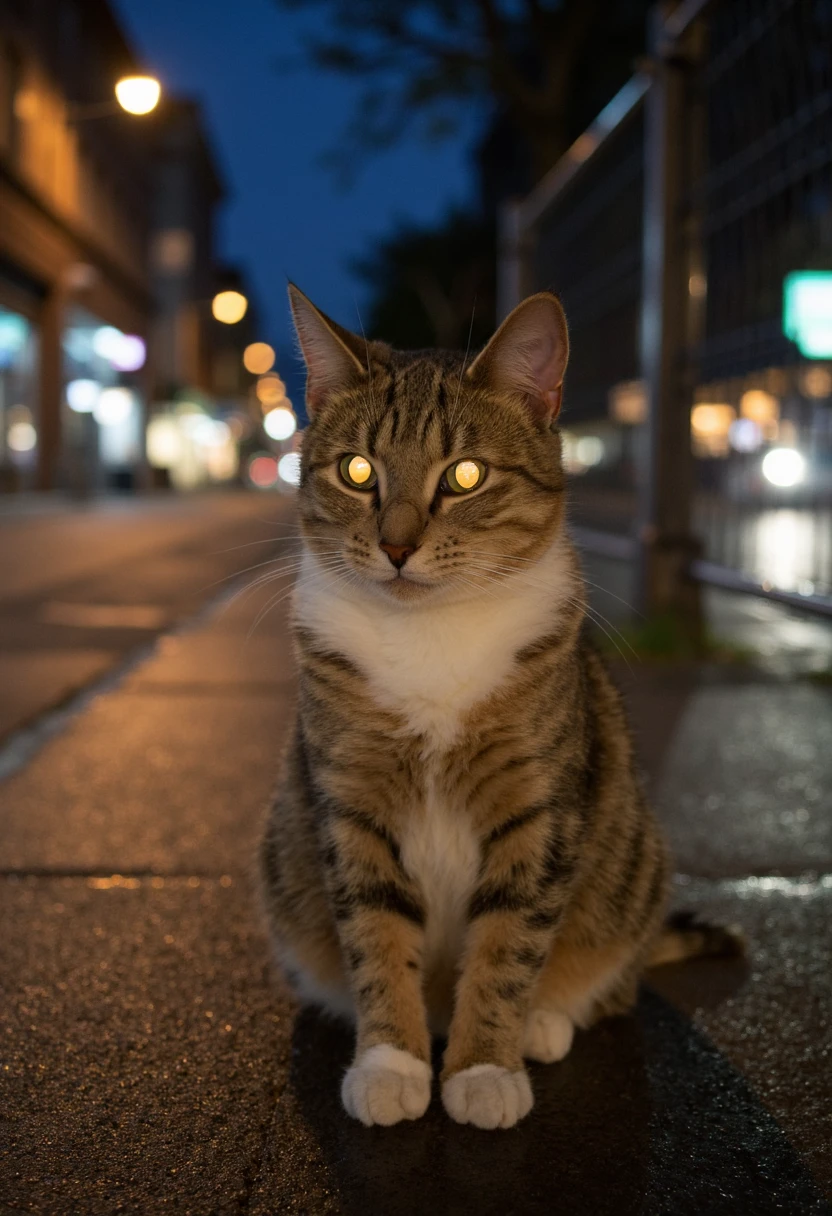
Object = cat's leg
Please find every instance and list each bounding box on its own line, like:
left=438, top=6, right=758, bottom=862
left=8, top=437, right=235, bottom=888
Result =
left=441, top=808, right=574, bottom=1130
left=522, top=940, right=637, bottom=1063
left=522, top=829, right=668, bottom=1061
left=324, top=806, right=433, bottom=1127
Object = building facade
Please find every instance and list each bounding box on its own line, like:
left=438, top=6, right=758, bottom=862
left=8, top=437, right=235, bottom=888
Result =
left=0, top=0, right=153, bottom=494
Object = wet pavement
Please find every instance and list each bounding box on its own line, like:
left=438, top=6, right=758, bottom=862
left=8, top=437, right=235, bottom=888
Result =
left=0, top=494, right=830, bottom=1214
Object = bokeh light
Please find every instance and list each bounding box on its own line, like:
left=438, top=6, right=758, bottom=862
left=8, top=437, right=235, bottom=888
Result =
left=761, top=447, right=806, bottom=488
left=801, top=366, right=832, bottom=398
left=7, top=421, right=37, bottom=452
left=263, top=407, right=297, bottom=441
left=278, top=452, right=302, bottom=486
left=212, top=291, right=248, bottom=324
left=248, top=453, right=279, bottom=489
left=91, top=327, right=147, bottom=372
left=146, top=416, right=182, bottom=468
left=255, top=373, right=285, bottom=406
left=243, top=342, right=275, bottom=375
left=740, top=390, right=779, bottom=427
left=93, top=387, right=135, bottom=427
left=66, top=379, right=100, bottom=413
left=728, top=418, right=763, bottom=452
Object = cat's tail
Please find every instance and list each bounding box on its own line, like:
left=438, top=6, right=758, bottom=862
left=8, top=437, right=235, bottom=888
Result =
left=648, top=909, right=746, bottom=967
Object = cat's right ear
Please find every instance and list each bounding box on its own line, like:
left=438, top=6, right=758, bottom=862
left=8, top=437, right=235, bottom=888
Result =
left=288, top=284, right=367, bottom=413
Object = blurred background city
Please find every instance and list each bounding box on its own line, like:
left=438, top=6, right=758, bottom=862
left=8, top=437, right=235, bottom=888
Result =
left=1, top=0, right=831, bottom=628
left=1, top=3, right=831, bottom=1211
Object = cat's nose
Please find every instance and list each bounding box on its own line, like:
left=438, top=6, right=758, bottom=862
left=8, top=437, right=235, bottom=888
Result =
left=379, top=541, right=417, bottom=569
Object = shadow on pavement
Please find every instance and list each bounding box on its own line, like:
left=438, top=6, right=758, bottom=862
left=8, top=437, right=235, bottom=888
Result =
left=254, top=981, right=829, bottom=1216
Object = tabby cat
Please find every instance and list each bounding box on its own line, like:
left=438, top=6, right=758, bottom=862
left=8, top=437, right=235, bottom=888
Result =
left=259, top=286, right=738, bottom=1130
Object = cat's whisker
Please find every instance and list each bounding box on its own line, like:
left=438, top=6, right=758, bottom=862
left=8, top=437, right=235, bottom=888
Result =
left=576, top=576, right=644, bottom=620
left=451, top=573, right=505, bottom=603
left=570, top=600, right=635, bottom=671
left=246, top=559, right=351, bottom=639
left=464, top=558, right=638, bottom=665
left=202, top=548, right=345, bottom=595
left=218, top=554, right=346, bottom=620
left=354, top=299, right=379, bottom=418
left=244, top=562, right=345, bottom=636
left=448, top=298, right=477, bottom=431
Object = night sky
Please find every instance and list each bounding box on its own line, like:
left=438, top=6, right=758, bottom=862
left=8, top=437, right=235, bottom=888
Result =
left=112, top=0, right=478, bottom=396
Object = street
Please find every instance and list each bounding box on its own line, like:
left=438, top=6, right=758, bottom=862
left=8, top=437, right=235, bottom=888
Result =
left=1, top=492, right=830, bottom=1213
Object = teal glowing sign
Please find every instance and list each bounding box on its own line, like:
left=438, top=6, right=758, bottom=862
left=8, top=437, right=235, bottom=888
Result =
left=783, top=271, right=832, bottom=358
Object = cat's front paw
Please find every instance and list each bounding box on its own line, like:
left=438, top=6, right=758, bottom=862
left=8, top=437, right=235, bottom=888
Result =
left=442, top=1064, right=533, bottom=1129
left=341, top=1044, right=432, bottom=1126
left=523, top=1008, right=574, bottom=1063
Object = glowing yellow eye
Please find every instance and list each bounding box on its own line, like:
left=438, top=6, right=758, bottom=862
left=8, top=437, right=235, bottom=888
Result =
left=443, top=459, right=486, bottom=494
left=348, top=456, right=371, bottom=483
left=339, top=453, right=377, bottom=489
left=454, top=461, right=481, bottom=489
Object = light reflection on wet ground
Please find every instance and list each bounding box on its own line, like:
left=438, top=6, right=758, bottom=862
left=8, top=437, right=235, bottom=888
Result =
left=696, top=505, right=832, bottom=597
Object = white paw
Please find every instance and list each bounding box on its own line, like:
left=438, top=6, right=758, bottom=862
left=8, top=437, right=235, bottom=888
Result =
left=442, top=1064, right=533, bottom=1130
left=522, top=1008, right=574, bottom=1063
left=341, top=1044, right=432, bottom=1127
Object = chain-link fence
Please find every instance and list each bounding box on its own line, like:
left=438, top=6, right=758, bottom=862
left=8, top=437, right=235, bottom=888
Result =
left=501, top=0, right=832, bottom=610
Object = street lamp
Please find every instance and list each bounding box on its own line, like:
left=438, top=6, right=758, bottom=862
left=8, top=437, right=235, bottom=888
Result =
left=115, top=76, right=161, bottom=116
left=68, top=76, right=163, bottom=121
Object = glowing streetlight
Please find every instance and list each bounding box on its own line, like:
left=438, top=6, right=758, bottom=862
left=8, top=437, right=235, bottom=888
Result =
left=115, top=76, right=161, bottom=116
left=212, top=291, right=248, bottom=324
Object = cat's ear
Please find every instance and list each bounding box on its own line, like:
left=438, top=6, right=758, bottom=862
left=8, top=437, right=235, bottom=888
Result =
left=467, top=292, right=569, bottom=422
left=288, top=284, right=368, bottom=413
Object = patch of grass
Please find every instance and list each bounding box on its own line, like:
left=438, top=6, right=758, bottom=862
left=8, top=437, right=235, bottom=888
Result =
left=804, top=667, right=832, bottom=685
left=590, top=612, right=755, bottom=665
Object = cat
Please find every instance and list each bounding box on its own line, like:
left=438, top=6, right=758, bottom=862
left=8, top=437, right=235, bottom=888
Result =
left=259, top=285, right=741, bottom=1130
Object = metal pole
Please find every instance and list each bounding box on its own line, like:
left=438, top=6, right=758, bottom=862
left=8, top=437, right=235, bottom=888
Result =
left=636, top=3, right=703, bottom=630
left=496, top=199, right=531, bottom=322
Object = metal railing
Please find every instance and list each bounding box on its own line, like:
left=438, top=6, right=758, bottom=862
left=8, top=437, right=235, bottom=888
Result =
left=500, top=0, right=832, bottom=617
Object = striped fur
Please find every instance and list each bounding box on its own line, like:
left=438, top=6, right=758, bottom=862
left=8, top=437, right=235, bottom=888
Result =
left=260, top=290, right=677, bottom=1129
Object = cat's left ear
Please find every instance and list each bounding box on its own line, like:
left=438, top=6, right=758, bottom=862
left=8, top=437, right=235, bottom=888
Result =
left=288, top=283, right=368, bottom=414
left=467, top=292, right=569, bottom=422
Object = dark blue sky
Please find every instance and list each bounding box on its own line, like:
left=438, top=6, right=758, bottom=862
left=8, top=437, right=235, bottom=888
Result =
left=112, top=0, right=479, bottom=391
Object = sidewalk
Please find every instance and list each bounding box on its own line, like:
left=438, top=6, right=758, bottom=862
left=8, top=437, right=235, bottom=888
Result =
left=0, top=490, right=294, bottom=744
left=0, top=512, right=830, bottom=1213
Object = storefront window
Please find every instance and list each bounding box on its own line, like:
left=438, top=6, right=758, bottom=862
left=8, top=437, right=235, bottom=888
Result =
left=0, top=306, right=39, bottom=492
left=62, top=306, right=146, bottom=492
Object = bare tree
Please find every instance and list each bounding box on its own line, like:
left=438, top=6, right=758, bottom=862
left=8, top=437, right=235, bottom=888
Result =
left=275, top=0, right=635, bottom=184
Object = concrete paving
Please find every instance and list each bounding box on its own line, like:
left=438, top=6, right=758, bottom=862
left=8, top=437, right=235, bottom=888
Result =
left=0, top=491, right=296, bottom=742
left=0, top=495, right=830, bottom=1213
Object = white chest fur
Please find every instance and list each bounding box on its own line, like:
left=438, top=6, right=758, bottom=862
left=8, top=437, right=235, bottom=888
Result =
left=293, top=543, right=572, bottom=749
left=400, top=782, right=479, bottom=983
